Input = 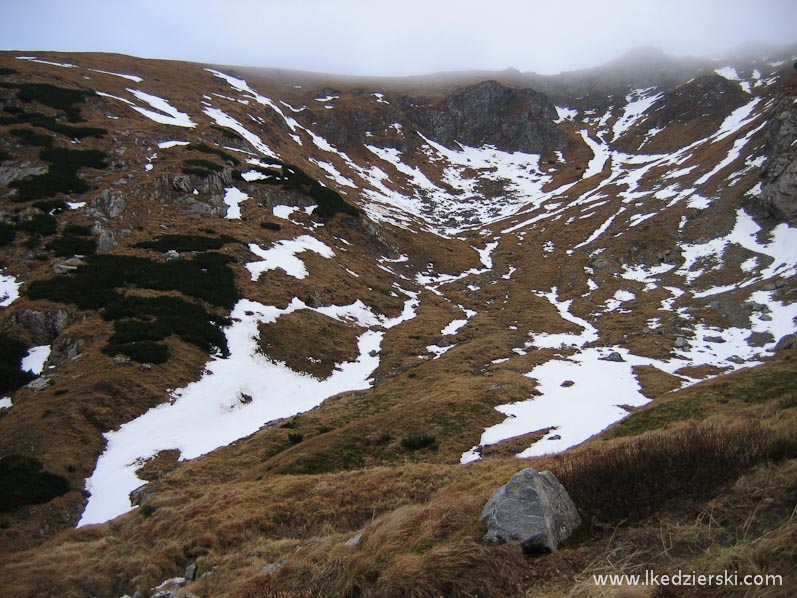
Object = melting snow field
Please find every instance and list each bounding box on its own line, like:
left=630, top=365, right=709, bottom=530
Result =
left=223, top=187, right=249, bottom=219
left=22, top=346, right=51, bottom=375
left=461, top=348, right=653, bottom=463
left=79, top=292, right=419, bottom=527
left=247, top=236, right=334, bottom=280
left=0, top=272, right=21, bottom=307
left=126, top=89, right=196, bottom=128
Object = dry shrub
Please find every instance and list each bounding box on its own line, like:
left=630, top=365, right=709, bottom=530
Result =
left=555, top=423, right=797, bottom=522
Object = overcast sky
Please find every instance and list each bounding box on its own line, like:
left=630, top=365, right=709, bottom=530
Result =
left=2, top=0, right=795, bottom=76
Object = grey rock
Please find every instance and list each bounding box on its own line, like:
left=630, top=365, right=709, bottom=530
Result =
left=600, top=351, right=625, bottom=362
left=92, top=189, right=127, bottom=219
left=727, top=355, right=746, bottom=364
left=12, top=308, right=75, bottom=343
left=435, top=338, right=452, bottom=348
left=746, top=331, right=774, bottom=347
left=674, top=336, right=690, bottom=349
left=164, top=250, right=180, bottom=261
left=50, top=336, right=85, bottom=364
left=184, top=563, right=197, bottom=581
left=703, top=336, right=725, bottom=344
left=26, top=377, right=52, bottom=391
left=261, top=559, right=285, bottom=574
left=132, top=591, right=144, bottom=598
left=130, top=483, right=155, bottom=507
left=113, top=356, right=131, bottom=366
left=53, top=264, right=78, bottom=274
left=345, top=532, right=362, bottom=548
left=0, top=161, right=47, bottom=185
left=760, top=92, right=797, bottom=223
left=775, top=334, right=797, bottom=351
left=560, top=380, right=575, bottom=387
left=93, top=224, right=118, bottom=252
left=481, top=468, right=581, bottom=555
left=488, top=383, right=507, bottom=391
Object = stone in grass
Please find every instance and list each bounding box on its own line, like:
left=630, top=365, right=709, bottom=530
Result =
left=481, top=468, right=581, bottom=556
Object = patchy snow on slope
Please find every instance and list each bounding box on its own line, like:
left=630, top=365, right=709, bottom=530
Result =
left=612, top=88, right=662, bottom=141
left=203, top=106, right=278, bottom=158
left=1, top=272, right=21, bottom=307
left=21, top=345, right=51, bottom=375
left=529, top=287, right=599, bottom=349
left=680, top=209, right=797, bottom=290
left=223, top=187, right=249, bottom=219
left=17, top=56, right=76, bottom=68
left=309, top=158, right=357, bottom=188
left=578, top=131, right=610, bottom=178
left=126, top=89, right=196, bottom=127
left=157, top=140, right=190, bottom=149
left=554, top=106, right=577, bottom=123
left=621, top=262, right=676, bottom=292
left=247, top=236, right=334, bottom=280
left=462, top=347, right=653, bottom=462
left=604, top=289, right=635, bottom=312
left=441, top=307, right=477, bottom=335
left=0, top=398, right=11, bottom=410
left=715, top=66, right=751, bottom=93
left=90, top=68, right=143, bottom=82
left=78, top=290, right=419, bottom=527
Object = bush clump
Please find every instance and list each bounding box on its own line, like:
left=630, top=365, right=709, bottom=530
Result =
left=45, top=235, right=97, bottom=257
left=16, top=213, right=58, bottom=236
left=0, top=454, right=70, bottom=512
left=135, top=234, right=238, bottom=252
left=9, top=128, right=53, bottom=147
left=182, top=158, right=224, bottom=177
left=0, top=82, right=94, bottom=122
left=401, top=434, right=438, bottom=450
left=0, top=222, right=16, bottom=246
left=0, top=334, right=36, bottom=394
left=187, top=143, right=240, bottom=165
left=555, top=423, right=797, bottom=523
left=27, top=252, right=237, bottom=362
left=6, top=113, right=105, bottom=139
left=10, top=147, right=107, bottom=202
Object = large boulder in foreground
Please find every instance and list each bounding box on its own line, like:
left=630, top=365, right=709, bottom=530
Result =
left=481, top=468, right=581, bottom=555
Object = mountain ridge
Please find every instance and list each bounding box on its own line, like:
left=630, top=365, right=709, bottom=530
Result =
left=0, top=46, right=796, bottom=597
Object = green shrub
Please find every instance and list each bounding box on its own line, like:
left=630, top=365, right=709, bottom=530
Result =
left=182, top=159, right=223, bottom=178
left=63, top=223, right=92, bottom=236
left=260, top=221, right=281, bottom=231
left=103, top=340, right=169, bottom=364
left=10, top=128, right=53, bottom=147
left=0, top=82, right=93, bottom=122
left=288, top=433, right=304, bottom=445
left=0, top=67, right=18, bottom=76
left=0, top=223, right=15, bottom=246
left=9, top=147, right=107, bottom=202
left=7, top=113, right=105, bottom=139
left=0, top=334, right=36, bottom=394
left=45, top=235, right=97, bottom=256
left=401, top=434, right=437, bottom=450
left=0, top=454, right=70, bottom=512
left=32, top=200, right=69, bottom=214
left=311, top=183, right=359, bottom=218
left=187, top=143, right=240, bottom=165
left=16, top=213, right=57, bottom=236
left=27, top=252, right=236, bottom=361
left=135, top=234, right=238, bottom=252
left=0, top=149, right=11, bottom=162
left=212, top=125, right=244, bottom=140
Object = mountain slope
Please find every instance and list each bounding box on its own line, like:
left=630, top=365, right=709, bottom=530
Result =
left=0, top=47, right=796, bottom=597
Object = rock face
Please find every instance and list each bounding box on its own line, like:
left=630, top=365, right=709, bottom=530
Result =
left=481, top=468, right=581, bottom=555
left=760, top=90, right=797, bottom=223
left=408, top=80, right=565, bottom=153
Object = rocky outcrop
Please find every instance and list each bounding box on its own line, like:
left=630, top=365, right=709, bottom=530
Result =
left=11, top=308, right=75, bottom=343
left=760, top=86, right=797, bottom=223
left=408, top=81, right=565, bottom=153
left=481, top=468, right=581, bottom=555
left=0, top=161, right=47, bottom=186
left=91, top=189, right=127, bottom=219
left=310, top=80, right=565, bottom=154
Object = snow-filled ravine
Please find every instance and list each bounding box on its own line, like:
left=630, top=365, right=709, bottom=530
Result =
left=78, top=292, right=419, bottom=527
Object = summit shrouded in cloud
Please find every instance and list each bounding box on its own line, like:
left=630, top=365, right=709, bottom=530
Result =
left=1, top=0, right=796, bottom=76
